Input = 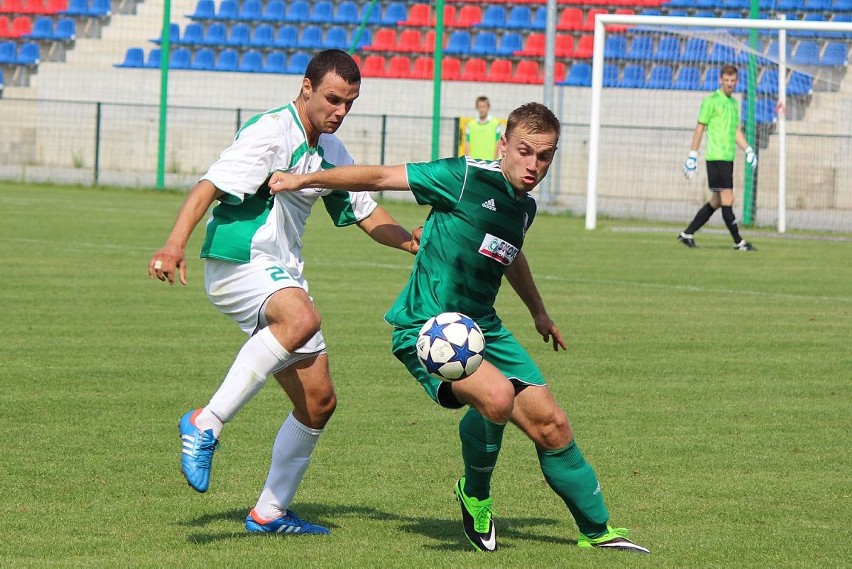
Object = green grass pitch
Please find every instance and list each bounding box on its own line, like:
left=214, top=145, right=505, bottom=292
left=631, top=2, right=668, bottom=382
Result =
left=0, top=182, right=849, bottom=567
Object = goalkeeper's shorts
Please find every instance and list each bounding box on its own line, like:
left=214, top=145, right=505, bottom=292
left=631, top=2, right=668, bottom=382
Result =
left=707, top=160, right=734, bottom=190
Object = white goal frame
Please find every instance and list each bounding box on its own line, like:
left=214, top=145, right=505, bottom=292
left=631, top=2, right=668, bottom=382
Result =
left=586, top=15, right=852, bottom=232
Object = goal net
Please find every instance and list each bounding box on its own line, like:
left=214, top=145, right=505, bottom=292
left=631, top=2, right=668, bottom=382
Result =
left=586, top=14, right=852, bottom=233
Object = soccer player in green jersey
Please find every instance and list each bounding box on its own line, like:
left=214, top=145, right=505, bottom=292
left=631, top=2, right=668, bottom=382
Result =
left=148, top=50, right=420, bottom=534
left=268, top=102, right=650, bottom=554
left=680, top=65, right=758, bottom=251
left=464, top=96, right=502, bottom=160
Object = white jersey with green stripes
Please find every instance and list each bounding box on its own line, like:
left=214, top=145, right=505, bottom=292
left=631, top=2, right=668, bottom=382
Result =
left=199, top=102, right=378, bottom=270
left=385, top=156, right=537, bottom=333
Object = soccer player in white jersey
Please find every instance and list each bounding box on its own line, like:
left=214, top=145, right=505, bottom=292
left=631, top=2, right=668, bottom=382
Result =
left=267, top=103, right=650, bottom=554
left=148, top=49, right=420, bottom=534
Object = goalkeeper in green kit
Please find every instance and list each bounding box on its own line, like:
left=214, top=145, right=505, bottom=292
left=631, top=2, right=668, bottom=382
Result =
left=269, top=102, right=650, bottom=555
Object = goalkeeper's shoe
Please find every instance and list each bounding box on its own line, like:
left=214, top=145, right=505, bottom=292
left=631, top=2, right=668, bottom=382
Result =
left=677, top=232, right=697, bottom=248
left=734, top=240, right=757, bottom=251
left=245, top=509, right=330, bottom=535
left=578, top=525, right=651, bottom=554
left=454, top=477, right=496, bottom=552
left=179, top=409, right=219, bottom=493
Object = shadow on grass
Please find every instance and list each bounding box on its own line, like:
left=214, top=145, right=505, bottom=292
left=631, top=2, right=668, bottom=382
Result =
left=182, top=503, right=574, bottom=550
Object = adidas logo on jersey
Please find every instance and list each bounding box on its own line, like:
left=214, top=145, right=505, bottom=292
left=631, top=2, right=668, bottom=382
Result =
left=481, top=199, right=497, bottom=211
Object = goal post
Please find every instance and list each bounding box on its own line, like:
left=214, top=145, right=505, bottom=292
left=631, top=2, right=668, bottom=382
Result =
left=586, top=15, right=852, bottom=233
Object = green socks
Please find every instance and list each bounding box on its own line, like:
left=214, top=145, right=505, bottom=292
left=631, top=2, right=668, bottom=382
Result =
left=459, top=407, right=506, bottom=500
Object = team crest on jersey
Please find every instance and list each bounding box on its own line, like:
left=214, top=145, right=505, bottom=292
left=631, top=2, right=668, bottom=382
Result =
left=479, top=233, right=519, bottom=266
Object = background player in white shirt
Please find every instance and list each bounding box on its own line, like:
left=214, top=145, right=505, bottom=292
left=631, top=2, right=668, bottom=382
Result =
left=148, top=49, right=420, bottom=534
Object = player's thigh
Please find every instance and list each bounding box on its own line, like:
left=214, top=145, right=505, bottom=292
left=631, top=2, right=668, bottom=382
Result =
left=273, top=353, right=335, bottom=428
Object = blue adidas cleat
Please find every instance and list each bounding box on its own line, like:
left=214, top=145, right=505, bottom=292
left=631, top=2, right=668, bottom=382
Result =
left=179, top=409, right=219, bottom=493
left=245, top=509, right=330, bottom=535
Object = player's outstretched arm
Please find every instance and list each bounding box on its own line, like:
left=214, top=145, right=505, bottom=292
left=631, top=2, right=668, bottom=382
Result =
left=268, top=164, right=410, bottom=194
left=148, top=180, right=222, bottom=285
left=357, top=206, right=421, bottom=255
left=505, top=252, right=567, bottom=352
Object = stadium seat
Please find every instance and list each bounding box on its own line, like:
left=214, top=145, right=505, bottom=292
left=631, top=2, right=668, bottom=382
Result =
left=213, top=49, right=238, bottom=72
left=505, top=6, right=532, bottom=29
left=169, top=48, right=191, bottom=70
left=452, top=5, right=481, bottom=27
left=619, top=64, right=646, bottom=88
left=486, top=59, right=513, bottom=82
left=238, top=50, right=262, bottom=73
left=63, top=0, right=89, bottom=17
left=323, top=26, right=348, bottom=50
left=557, top=8, right=584, bottom=31
left=734, top=68, right=749, bottom=92
left=360, top=54, right=386, bottom=77
left=44, top=0, right=69, bottom=14
left=115, top=46, right=144, bottom=68
left=517, top=33, right=545, bottom=56
left=396, top=29, right=422, bottom=52
left=530, top=7, right=546, bottom=31
left=0, top=17, right=8, bottom=37
left=179, top=23, right=203, bottom=46
left=358, top=3, right=382, bottom=25
left=574, top=35, right=594, bottom=59
left=673, top=66, right=701, bottom=90
left=186, top=0, right=215, bottom=21
left=722, top=0, right=750, bottom=9
left=365, top=28, right=395, bottom=52
left=386, top=55, right=411, bottom=78
left=400, top=3, right=430, bottom=26
left=213, top=0, right=237, bottom=21
left=757, top=69, right=780, bottom=95
left=755, top=98, right=776, bottom=124
left=625, top=36, right=654, bottom=61
left=297, top=25, right=323, bottom=50
left=285, top=51, right=310, bottom=74
left=562, top=62, right=591, bottom=86
left=378, top=2, right=405, bottom=25
left=27, top=16, right=53, bottom=40
left=470, top=31, right=497, bottom=56
left=275, top=25, right=298, bottom=48
left=190, top=47, right=214, bottom=70
left=250, top=24, right=275, bottom=49
left=820, top=42, right=848, bottom=66
left=707, top=44, right=744, bottom=64
left=89, top=0, right=109, bottom=15
left=203, top=23, right=227, bottom=47
left=496, top=32, right=523, bottom=56
left=441, top=56, right=462, bottom=80
left=776, top=0, right=804, bottom=10
left=284, top=0, right=309, bottom=23
left=513, top=60, right=540, bottom=84
left=786, top=71, right=813, bottom=96
left=261, top=0, right=285, bottom=23
left=410, top=56, right=433, bottom=79
left=227, top=23, right=251, bottom=48
left=652, top=36, right=682, bottom=62
left=603, top=63, right=618, bottom=87
left=8, top=16, right=32, bottom=38
left=260, top=51, right=286, bottom=73
left=352, top=27, right=372, bottom=50
left=436, top=5, right=456, bottom=27
left=0, top=40, right=16, bottom=64
left=332, top=1, right=358, bottom=25
left=478, top=5, right=506, bottom=28
left=680, top=38, right=709, bottom=62
left=646, top=65, right=674, bottom=89
left=53, top=17, right=74, bottom=40
left=236, top=0, right=262, bottom=23
left=143, top=48, right=160, bottom=68
left=556, top=35, right=574, bottom=57
left=702, top=66, right=721, bottom=90
left=582, top=9, right=608, bottom=32
left=605, top=35, right=628, bottom=60
left=460, top=57, right=486, bottom=81
left=764, top=40, right=792, bottom=63
left=444, top=30, right=471, bottom=55
left=791, top=41, right=820, bottom=65
left=15, top=40, right=37, bottom=64
left=308, top=1, right=334, bottom=24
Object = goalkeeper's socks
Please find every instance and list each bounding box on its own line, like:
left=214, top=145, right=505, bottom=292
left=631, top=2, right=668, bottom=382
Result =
left=721, top=206, right=743, bottom=243
left=685, top=203, right=716, bottom=235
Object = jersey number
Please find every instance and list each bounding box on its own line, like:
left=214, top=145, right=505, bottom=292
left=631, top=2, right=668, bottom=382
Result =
left=265, top=267, right=290, bottom=282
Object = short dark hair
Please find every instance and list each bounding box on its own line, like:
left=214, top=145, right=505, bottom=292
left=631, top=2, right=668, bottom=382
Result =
left=305, top=49, right=361, bottom=87
left=504, top=102, right=561, bottom=141
left=476, top=96, right=490, bottom=105
left=720, top=65, right=738, bottom=77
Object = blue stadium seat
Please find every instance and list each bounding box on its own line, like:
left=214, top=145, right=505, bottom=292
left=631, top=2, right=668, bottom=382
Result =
left=531, top=7, right=547, bottom=30
left=227, top=24, right=251, bottom=48
left=652, top=36, right=681, bottom=61
left=214, top=49, right=239, bottom=71
left=203, top=23, right=227, bottom=47
left=250, top=24, right=275, bottom=49
left=763, top=40, right=792, bottom=63
left=239, top=50, right=263, bottom=73
left=673, top=66, right=701, bottom=90
left=186, top=0, right=215, bottom=21
left=190, top=48, right=215, bottom=70
left=734, top=67, right=749, bottom=92
left=285, top=1, right=310, bottom=23
left=176, top=23, right=202, bottom=47
left=261, top=0, right=285, bottom=23
left=755, top=98, right=776, bottom=124
left=505, top=6, right=532, bottom=29
left=333, top=1, right=359, bottom=25
left=720, top=11, right=742, bottom=19
left=28, top=17, right=54, bottom=40
left=820, top=42, right=848, bottom=66
left=237, top=0, right=262, bottom=22
left=0, top=42, right=17, bottom=65
left=143, top=48, right=161, bottom=68
left=285, top=51, right=311, bottom=74
left=261, top=51, right=287, bottom=73
left=625, top=36, right=653, bottom=60
left=297, top=25, right=323, bottom=49
left=150, top=23, right=180, bottom=46
left=692, top=10, right=716, bottom=18
left=444, top=30, right=471, bottom=55
left=358, top=3, right=382, bottom=25
left=603, top=63, right=619, bottom=87
left=88, top=0, right=111, bottom=17
left=702, top=66, right=721, bottom=90
left=619, top=64, right=646, bottom=88
left=275, top=25, right=298, bottom=48
left=478, top=6, right=506, bottom=28
left=605, top=35, right=628, bottom=60
left=469, top=31, right=497, bottom=56
left=115, top=46, right=144, bottom=68
left=776, top=0, right=804, bottom=10
left=646, top=65, right=674, bottom=89
left=309, top=1, right=335, bottom=24
left=791, top=40, right=821, bottom=65
left=722, top=0, right=750, bottom=9
left=64, top=0, right=90, bottom=17
left=169, top=48, right=191, bottom=70
left=53, top=19, right=76, bottom=41
left=680, top=38, right=709, bottom=62
left=562, top=61, right=591, bottom=86
left=496, top=32, right=523, bottom=56
left=323, top=26, right=348, bottom=50
left=757, top=69, right=779, bottom=95
left=786, top=71, right=813, bottom=96
left=213, top=0, right=238, bottom=21
left=380, top=2, right=407, bottom=26
left=707, top=44, right=744, bottom=64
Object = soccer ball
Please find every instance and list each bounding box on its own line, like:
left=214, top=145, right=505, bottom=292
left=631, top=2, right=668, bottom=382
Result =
left=416, top=312, right=485, bottom=381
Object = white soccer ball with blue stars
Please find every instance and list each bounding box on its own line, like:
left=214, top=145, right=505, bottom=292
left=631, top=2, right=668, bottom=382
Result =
left=416, top=312, right=485, bottom=381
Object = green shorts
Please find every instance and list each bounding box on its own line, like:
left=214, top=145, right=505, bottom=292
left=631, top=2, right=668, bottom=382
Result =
left=391, top=323, right=546, bottom=405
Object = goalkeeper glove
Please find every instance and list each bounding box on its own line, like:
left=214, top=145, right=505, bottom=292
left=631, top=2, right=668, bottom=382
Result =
left=683, top=151, right=698, bottom=179
left=745, top=146, right=757, bottom=170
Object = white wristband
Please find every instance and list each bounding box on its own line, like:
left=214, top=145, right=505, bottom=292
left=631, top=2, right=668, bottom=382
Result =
left=688, top=151, right=698, bottom=159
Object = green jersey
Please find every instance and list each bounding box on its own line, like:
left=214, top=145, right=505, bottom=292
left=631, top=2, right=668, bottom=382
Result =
left=385, top=157, right=536, bottom=332
left=465, top=117, right=501, bottom=160
left=697, top=89, right=740, bottom=162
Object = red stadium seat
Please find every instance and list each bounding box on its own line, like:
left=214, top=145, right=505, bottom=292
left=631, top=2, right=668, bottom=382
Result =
left=556, top=34, right=575, bottom=57
left=433, top=5, right=456, bottom=26
left=44, top=0, right=67, bottom=13
left=422, top=29, right=436, bottom=53
left=386, top=55, right=411, bottom=78
left=582, top=9, right=609, bottom=32
left=397, top=29, right=422, bottom=52
left=364, top=28, right=395, bottom=52
left=0, top=17, right=8, bottom=36
left=557, top=8, right=583, bottom=31
left=574, top=34, right=594, bottom=59
left=410, top=56, right=433, bottom=79
left=450, top=5, right=481, bottom=27
left=513, top=60, right=541, bottom=84
left=441, top=56, right=462, bottom=80
left=400, top=3, right=430, bottom=27
left=486, top=59, right=513, bottom=83
left=460, top=57, right=487, bottom=82
left=0, top=0, right=26, bottom=14
left=360, top=54, right=386, bottom=77
left=517, top=33, right=545, bottom=56
left=8, top=16, right=32, bottom=38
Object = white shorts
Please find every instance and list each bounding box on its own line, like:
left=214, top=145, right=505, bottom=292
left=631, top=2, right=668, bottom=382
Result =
left=204, top=258, right=326, bottom=354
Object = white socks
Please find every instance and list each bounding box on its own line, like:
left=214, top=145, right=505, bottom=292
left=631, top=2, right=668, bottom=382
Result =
left=253, top=412, right=323, bottom=520
left=202, top=327, right=292, bottom=436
